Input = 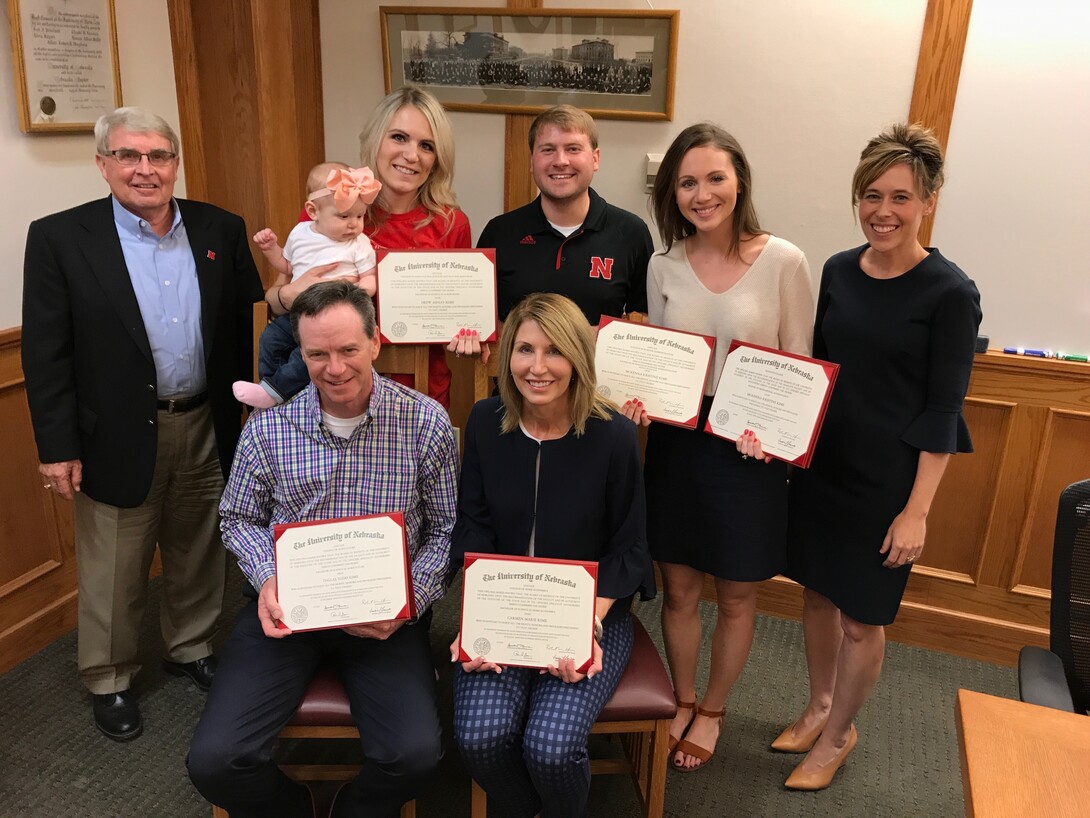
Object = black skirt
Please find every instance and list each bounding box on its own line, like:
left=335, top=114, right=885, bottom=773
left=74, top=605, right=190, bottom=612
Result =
left=645, top=397, right=788, bottom=582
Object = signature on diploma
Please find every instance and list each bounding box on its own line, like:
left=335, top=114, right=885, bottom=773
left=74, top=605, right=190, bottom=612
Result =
left=661, top=400, right=683, bottom=416
left=776, top=428, right=800, bottom=448
left=366, top=597, right=391, bottom=615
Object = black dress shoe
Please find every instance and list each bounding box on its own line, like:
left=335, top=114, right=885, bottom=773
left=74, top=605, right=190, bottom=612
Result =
left=163, top=655, right=217, bottom=691
left=93, top=692, right=143, bottom=741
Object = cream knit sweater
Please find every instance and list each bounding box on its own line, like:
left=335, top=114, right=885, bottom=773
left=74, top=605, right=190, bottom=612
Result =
left=647, top=235, right=815, bottom=394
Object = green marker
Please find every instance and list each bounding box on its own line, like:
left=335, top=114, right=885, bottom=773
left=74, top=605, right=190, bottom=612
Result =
left=1057, top=352, right=1088, bottom=362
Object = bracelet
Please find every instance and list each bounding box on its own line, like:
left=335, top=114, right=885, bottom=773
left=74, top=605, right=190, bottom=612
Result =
left=593, top=615, right=604, bottom=643
left=275, top=286, right=288, bottom=312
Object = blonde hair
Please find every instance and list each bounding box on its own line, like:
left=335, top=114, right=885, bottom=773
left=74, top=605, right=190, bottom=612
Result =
left=495, top=293, right=614, bottom=437
left=358, top=86, right=459, bottom=233
left=528, top=104, right=598, bottom=150
left=852, top=123, right=945, bottom=206
left=305, top=161, right=350, bottom=197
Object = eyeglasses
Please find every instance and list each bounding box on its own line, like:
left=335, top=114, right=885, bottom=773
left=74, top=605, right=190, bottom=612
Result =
left=102, top=149, right=177, bottom=167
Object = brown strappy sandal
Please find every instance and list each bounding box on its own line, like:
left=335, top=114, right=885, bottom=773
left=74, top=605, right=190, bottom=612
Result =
left=673, top=706, right=724, bottom=772
left=668, top=695, right=697, bottom=753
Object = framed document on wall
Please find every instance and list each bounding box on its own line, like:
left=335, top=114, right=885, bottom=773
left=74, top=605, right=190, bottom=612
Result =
left=7, top=0, right=123, bottom=133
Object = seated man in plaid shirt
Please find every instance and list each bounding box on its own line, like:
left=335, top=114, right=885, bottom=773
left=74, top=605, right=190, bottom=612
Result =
left=187, top=280, right=459, bottom=818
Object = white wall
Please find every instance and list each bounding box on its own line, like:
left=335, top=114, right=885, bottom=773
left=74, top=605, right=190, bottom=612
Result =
left=320, top=0, right=927, bottom=290
left=931, top=0, right=1090, bottom=353
left=0, top=0, right=182, bottom=330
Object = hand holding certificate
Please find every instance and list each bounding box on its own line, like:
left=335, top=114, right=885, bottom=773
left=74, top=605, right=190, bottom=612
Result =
left=705, top=341, right=839, bottom=467
left=594, top=317, right=715, bottom=428
left=376, top=249, right=497, bottom=344
left=459, top=554, right=599, bottom=671
left=273, top=514, right=415, bottom=632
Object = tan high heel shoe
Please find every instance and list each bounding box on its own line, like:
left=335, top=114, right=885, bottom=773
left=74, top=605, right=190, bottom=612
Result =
left=668, top=695, right=696, bottom=753
left=784, top=724, right=858, bottom=791
left=770, top=713, right=829, bottom=753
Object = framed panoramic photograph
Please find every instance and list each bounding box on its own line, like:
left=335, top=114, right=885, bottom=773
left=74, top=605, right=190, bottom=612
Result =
left=7, top=0, right=123, bottom=133
left=380, top=6, right=679, bottom=121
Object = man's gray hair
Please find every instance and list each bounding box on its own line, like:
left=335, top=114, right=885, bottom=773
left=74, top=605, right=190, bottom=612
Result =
left=94, top=107, right=181, bottom=156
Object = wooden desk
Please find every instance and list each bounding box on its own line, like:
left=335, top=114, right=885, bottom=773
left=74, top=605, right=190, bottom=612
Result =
left=956, top=689, right=1090, bottom=817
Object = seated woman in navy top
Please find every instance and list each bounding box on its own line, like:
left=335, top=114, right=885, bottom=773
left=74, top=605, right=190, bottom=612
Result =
left=449, top=292, right=655, bottom=818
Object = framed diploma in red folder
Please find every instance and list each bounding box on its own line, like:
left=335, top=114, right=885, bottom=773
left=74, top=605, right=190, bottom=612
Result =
left=594, top=316, right=715, bottom=429
left=273, top=513, right=415, bottom=633
left=458, top=553, right=599, bottom=671
left=704, top=340, right=839, bottom=468
left=375, top=248, right=497, bottom=344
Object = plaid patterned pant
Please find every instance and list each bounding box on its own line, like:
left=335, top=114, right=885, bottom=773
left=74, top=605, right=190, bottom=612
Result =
left=453, top=614, right=634, bottom=818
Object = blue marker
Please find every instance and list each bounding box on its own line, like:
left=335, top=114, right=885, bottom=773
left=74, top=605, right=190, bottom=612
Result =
left=1002, top=347, right=1053, bottom=358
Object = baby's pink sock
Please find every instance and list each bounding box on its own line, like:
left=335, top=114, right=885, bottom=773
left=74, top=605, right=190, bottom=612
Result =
left=233, top=381, right=279, bottom=409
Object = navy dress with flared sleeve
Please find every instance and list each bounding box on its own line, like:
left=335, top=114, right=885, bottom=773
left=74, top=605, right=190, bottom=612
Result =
left=786, top=246, right=981, bottom=625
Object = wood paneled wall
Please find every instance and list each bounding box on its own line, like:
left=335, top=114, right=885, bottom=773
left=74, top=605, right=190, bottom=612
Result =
left=751, top=352, right=1090, bottom=665
left=0, top=329, right=77, bottom=674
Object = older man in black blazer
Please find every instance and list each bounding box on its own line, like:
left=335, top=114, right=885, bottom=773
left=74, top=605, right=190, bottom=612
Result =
left=21, top=107, right=264, bottom=741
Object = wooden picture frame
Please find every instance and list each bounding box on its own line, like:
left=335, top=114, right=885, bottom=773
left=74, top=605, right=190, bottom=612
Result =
left=7, top=0, right=123, bottom=133
left=380, top=6, right=678, bottom=121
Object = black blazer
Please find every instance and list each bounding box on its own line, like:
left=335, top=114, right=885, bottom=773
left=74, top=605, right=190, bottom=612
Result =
left=21, top=196, right=264, bottom=508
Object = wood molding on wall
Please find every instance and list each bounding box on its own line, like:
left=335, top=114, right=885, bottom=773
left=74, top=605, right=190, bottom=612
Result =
left=167, top=0, right=324, bottom=288
left=502, top=0, right=543, bottom=212
left=910, top=0, right=974, bottom=244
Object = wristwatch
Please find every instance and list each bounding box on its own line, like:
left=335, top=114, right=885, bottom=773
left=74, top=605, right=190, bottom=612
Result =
left=594, top=615, right=604, bottom=642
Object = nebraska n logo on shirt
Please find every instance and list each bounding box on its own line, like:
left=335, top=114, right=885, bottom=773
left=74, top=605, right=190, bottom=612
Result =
left=588, top=256, right=614, bottom=280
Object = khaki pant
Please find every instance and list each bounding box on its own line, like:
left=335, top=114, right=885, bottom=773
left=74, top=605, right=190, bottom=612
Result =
left=74, top=403, right=225, bottom=694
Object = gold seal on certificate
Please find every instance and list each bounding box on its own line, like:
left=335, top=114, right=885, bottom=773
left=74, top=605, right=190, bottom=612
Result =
left=705, top=341, right=839, bottom=467
left=594, top=316, right=715, bottom=428
left=375, top=249, right=497, bottom=344
left=273, top=514, right=415, bottom=632
left=458, top=554, right=599, bottom=671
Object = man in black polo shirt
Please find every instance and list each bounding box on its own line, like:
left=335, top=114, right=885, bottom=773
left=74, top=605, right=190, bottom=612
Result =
left=478, top=105, right=653, bottom=325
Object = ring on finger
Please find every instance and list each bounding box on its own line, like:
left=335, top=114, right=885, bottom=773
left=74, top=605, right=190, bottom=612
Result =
left=42, top=483, right=52, bottom=489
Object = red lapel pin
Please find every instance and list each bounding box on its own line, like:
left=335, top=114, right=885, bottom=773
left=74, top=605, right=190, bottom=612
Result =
left=207, top=250, right=216, bottom=260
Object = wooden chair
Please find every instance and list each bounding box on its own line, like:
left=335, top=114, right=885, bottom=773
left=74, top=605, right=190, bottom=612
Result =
left=210, top=667, right=415, bottom=818
left=469, top=618, right=676, bottom=818
left=252, top=300, right=430, bottom=394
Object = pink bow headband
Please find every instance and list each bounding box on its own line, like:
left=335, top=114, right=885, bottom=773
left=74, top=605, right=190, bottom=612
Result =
left=308, top=167, right=382, bottom=211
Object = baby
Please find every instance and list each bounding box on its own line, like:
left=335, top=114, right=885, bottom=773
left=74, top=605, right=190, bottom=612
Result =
left=233, top=162, right=381, bottom=409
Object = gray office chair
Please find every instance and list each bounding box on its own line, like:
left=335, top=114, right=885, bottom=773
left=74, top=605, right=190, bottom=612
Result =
left=1018, top=479, right=1090, bottom=714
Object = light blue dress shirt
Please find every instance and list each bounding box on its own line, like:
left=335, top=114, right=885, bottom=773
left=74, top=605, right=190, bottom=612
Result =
left=112, top=197, right=206, bottom=397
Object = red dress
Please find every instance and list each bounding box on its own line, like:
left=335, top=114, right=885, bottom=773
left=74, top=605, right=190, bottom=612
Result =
left=366, top=206, right=472, bottom=409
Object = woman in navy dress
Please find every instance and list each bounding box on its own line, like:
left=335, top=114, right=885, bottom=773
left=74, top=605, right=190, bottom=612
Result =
left=741, top=124, right=981, bottom=790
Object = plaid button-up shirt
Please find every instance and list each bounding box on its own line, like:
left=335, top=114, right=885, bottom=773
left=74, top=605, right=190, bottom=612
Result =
left=220, top=373, right=458, bottom=615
